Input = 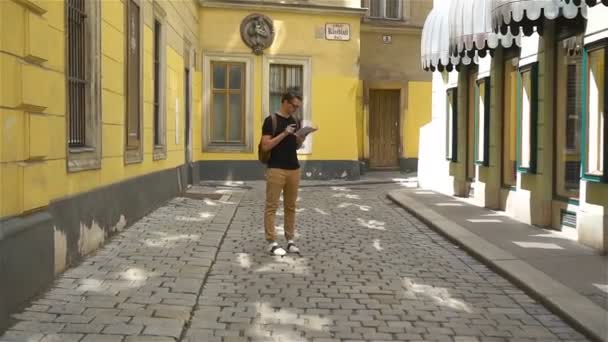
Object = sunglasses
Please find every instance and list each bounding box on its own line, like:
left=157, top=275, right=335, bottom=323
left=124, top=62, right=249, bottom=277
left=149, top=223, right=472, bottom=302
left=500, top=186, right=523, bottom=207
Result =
left=289, top=101, right=301, bottom=110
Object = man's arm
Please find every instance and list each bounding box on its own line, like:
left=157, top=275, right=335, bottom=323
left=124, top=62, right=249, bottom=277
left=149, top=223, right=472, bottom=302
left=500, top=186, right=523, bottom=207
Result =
left=261, top=123, right=296, bottom=152
left=261, top=131, right=289, bottom=152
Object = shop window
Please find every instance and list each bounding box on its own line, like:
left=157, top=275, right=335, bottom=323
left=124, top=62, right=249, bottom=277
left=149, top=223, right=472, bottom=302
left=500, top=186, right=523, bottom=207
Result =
left=446, top=87, right=458, bottom=162
left=583, top=41, right=608, bottom=182
left=517, top=63, right=538, bottom=173
left=475, top=77, right=491, bottom=166
left=556, top=41, right=582, bottom=198
left=503, top=58, right=518, bottom=187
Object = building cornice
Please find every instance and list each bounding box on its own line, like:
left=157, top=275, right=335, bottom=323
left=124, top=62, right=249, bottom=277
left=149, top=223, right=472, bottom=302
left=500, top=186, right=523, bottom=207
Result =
left=199, top=0, right=367, bottom=16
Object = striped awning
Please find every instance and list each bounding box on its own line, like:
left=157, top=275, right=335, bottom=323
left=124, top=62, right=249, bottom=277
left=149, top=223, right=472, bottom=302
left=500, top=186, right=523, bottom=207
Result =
left=564, top=0, right=608, bottom=6
left=422, top=6, right=469, bottom=71
left=492, top=0, right=587, bottom=36
left=449, top=0, right=520, bottom=57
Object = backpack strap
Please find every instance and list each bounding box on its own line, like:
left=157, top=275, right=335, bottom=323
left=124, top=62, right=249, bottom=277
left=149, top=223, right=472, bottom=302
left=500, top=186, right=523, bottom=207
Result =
left=271, top=113, right=278, bottom=136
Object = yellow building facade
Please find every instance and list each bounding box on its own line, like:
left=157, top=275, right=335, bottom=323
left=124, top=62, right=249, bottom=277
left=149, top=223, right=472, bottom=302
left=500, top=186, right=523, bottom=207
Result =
left=0, top=0, right=432, bottom=329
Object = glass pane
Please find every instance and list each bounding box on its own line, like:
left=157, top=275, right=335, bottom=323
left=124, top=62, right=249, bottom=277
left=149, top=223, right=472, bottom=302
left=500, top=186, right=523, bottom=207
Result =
left=446, top=90, right=454, bottom=160
left=385, top=0, right=400, bottom=19
left=212, top=93, right=227, bottom=141
left=228, top=94, right=243, bottom=141
left=521, top=70, right=532, bottom=169
left=588, top=48, right=605, bottom=175
left=503, top=59, right=517, bottom=186
left=213, top=63, right=226, bottom=89
left=270, top=94, right=282, bottom=114
left=229, top=64, right=242, bottom=90
left=285, top=65, right=302, bottom=93
left=477, top=81, right=486, bottom=163
left=269, top=64, right=303, bottom=116
left=269, top=65, right=283, bottom=93
left=556, top=49, right=582, bottom=196
left=369, top=0, right=382, bottom=17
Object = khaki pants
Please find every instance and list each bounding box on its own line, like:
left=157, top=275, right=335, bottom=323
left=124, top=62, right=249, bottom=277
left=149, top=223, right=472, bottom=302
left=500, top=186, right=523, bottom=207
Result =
left=264, top=168, right=300, bottom=242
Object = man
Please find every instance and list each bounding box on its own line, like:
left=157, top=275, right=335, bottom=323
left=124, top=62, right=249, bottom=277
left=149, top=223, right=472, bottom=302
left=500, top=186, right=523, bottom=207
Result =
left=260, top=92, right=307, bottom=256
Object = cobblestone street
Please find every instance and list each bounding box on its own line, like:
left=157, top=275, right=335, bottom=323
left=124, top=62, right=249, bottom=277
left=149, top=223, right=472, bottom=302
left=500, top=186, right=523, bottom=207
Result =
left=0, top=182, right=589, bottom=342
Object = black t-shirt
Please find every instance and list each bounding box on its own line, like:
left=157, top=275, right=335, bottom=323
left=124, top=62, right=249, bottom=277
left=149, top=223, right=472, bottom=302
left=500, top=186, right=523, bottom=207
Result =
left=262, top=113, right=300, bottom=170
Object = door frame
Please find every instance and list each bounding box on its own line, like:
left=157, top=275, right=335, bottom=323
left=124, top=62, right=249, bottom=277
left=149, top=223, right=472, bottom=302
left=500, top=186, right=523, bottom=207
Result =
left=363, top=81, right=407, bottom=170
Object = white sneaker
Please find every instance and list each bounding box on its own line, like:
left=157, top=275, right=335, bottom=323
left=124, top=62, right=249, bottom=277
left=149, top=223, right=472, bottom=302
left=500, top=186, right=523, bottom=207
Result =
left=286, top=241, right=300, bottom=254
left=267, top=242, right=286, bottom=256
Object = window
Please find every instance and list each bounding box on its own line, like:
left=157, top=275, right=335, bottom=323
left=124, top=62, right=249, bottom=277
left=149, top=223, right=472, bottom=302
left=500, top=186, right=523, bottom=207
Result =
left=446, top=88, right=458, bottom=162
left=517, top=63, right=538, bottom=173
left=269, top=64, right=303, bottom=114
left=503, top=58, right=518, bottom=187
left=556, top=42, right=582, bottom=198
left=153, top=20, right=161, bottom=146
left=68, top=0, right=86, bottom=148
left=152, top=14, right=167, bottom=160
left=203, top=54, right=253, bottom=152
left=66, top=0, right=101, bottom=172
left=263, top=56, right=312, bottom=153
left=125, top=0, right=143, bottom=163
left=369, top=0, right=402, bottom=20
left=475, top=77, right=490, bottom=166
left=583, top=42, right=608, bottom=182
left=210, top=62, right=245, bottom=144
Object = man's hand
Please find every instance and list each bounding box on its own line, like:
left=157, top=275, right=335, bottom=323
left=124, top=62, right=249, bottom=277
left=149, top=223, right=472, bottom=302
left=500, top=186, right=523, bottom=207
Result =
left=284, top=124, right=297, bottom=135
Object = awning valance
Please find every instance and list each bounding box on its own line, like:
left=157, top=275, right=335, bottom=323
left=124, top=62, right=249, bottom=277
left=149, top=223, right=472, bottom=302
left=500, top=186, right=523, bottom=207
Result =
left=564, top=0, right=608, bottom=6
left=449, top=0, right=520, bottom=57
left=492, top=0, right=587, bottom=36
left=422, top=6, right=470, bottom=71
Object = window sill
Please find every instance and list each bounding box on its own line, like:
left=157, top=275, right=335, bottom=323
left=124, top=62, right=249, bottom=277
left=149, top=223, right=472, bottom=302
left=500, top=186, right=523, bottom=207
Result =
left=204, top=144, right=252, bottom=153
left=68, top=147, right=101, bottom=172
left=583, top=173, right=607, bottom=183
left=153, top=146, right=167, bottom=161
left=125, top=148, right=143, bottom=165
left=69, top=146, right=96, bottom=154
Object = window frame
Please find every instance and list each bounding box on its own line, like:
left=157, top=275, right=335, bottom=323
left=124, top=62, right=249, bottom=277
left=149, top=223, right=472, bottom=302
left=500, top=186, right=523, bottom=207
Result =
left=366, top=0, right=404, bottom=21
left=263, top=55, right=312, bottom=154
left=582, top=38, right=608, bottom=183
left=202, top=53, right=254, bottom=153
left=65, top=0, right=102, bottom=173
left=554, top=38, right=583, bottom=200
left=124, top=0, right=144, bottom=164
left=210, top=62, right=246, bottom=144
left=517, top=62, right=539, bottom=174
left=475, top=77, right=491, bottom=166
left=152, top=3, right=167, bottom=161
left=446, top=87, right=458, bottom=162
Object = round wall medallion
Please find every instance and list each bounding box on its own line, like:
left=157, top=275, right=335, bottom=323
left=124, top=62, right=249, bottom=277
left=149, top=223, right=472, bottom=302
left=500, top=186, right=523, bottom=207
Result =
left=240, top=13, right=275, bottom=55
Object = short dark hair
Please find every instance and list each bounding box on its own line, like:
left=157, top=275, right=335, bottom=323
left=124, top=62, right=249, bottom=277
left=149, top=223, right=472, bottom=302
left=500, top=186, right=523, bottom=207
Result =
left=281, top=92, right=302, bottom=103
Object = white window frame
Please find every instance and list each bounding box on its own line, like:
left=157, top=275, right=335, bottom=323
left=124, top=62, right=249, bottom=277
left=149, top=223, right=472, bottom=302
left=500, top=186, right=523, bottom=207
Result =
left=202, top=53, right=254, bottom=153
left=262, top=55, right=313, bottom=154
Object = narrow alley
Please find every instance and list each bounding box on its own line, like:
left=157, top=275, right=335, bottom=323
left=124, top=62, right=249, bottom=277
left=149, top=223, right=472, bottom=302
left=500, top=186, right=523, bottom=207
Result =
left=0, top=181, right=588, bottom=342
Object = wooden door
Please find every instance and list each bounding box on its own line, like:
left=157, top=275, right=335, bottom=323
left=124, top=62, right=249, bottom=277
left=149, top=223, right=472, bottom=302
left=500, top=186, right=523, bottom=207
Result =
left=369, top=89, right=400, bottom=169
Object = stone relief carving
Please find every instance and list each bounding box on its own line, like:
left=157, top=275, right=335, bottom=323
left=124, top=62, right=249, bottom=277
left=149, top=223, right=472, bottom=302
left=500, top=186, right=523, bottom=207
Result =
left=240, top=13, right=275, bottom=55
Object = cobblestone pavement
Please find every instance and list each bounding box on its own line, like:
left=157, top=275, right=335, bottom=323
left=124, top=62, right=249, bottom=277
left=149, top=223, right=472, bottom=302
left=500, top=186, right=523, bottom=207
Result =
left=0, top=182, right=589, bottom=342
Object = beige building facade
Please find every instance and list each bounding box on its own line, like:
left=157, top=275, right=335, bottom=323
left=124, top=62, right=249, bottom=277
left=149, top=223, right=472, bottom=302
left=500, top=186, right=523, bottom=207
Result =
left=419, top=0, right=608, bottom=253
left=359, top=0, right=433, bottom=173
